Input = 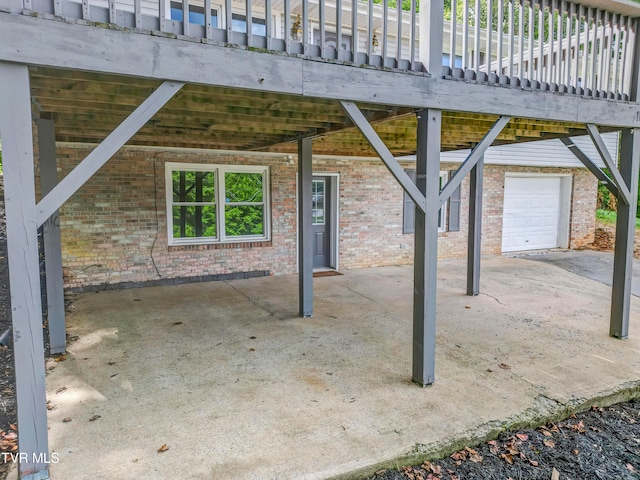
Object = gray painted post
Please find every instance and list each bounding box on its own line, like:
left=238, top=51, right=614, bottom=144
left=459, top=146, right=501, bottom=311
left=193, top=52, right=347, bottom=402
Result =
left=610, top=128, right=640, bottom=339
left=0, top=62, right=50, bottom=480
left=37, top=117, right=66, bottom=354
left=413, top=109, right=441, bottom=386
left=298, top=137, right=313, bottom=317
left=610, top=17, right=640, bottom=339
left=467, top=154, right=484, bottom=296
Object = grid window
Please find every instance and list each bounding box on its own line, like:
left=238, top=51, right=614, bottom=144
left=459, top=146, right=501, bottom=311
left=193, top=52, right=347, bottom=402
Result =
left=166, top=163, right=270, bottom=245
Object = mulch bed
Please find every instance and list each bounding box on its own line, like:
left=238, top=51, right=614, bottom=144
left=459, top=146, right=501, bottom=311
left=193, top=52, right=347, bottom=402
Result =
left=369, top=403, right=640, bottom=480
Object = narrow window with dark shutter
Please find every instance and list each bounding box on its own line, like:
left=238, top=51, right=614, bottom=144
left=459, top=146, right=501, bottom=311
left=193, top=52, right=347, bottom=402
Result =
left=402, top=169, right=417, bottom=234
left=448, top=170, right=462, bottom=232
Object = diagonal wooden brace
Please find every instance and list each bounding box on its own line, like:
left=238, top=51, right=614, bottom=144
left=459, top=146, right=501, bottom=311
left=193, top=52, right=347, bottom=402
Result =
left=36, top=81, right=184, bottom=226
left=560, top=137, right=620, bottom=199
left=586, top=124, right=631, bottom=205
left=439, top=116, right=511, bottom=208
left=340, top=100, right=427, bottom=213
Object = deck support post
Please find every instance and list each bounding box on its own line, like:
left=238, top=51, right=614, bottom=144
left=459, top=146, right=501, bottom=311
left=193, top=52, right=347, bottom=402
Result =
left=610, top=18, right=640, bottom=339
left=467, top=152, right=484, bottom=296
left=610, top=128, right=640, bottom=339
left=298, top=137, right=313, bottom=317
left=0, top=62, right=50, bottom=480
left=37, top=116, right=66, bottom=354
left=413, top=109, right=441, bottom=387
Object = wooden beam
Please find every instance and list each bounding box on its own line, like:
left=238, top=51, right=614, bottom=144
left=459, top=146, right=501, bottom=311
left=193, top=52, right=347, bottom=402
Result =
left=586, top=124, right=631, bottom=205
left=37, top=117, right=67, bottom=355
left=560, top=136, right=620, bottom=198
left=2, top=15, right=639, bottom=128
left=439, top=116, right=511, bottom=207
left=0, top=61, right=50, bottom=480
left=36, top=81, right=184, bottom=226
left=340, top=101, right=427, bottom=214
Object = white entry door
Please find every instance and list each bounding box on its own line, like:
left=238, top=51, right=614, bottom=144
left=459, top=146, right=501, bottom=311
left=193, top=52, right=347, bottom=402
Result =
left=502, top=176, right=563, bottom=252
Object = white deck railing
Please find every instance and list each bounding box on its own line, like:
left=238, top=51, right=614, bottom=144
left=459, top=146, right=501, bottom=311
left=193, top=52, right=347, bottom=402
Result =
left=23, top=0, right=637, bottom=100
left=445, top=0, right=637, bottom=100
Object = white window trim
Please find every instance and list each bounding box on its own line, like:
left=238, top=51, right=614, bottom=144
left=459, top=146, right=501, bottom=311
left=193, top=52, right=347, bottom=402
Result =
left=165, top=162, right=271, bottom=246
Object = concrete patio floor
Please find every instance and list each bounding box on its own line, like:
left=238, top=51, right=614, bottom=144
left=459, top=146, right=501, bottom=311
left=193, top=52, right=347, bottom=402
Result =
left=41, top=255, right=640, bottom=480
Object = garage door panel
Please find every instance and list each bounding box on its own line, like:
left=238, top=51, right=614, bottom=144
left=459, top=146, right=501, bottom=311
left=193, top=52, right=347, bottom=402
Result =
left=502, top=176, right=563, bottom=252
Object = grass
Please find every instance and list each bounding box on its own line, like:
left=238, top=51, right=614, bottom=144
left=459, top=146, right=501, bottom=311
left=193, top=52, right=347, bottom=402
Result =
left=596, top=209, right=640, bottom=229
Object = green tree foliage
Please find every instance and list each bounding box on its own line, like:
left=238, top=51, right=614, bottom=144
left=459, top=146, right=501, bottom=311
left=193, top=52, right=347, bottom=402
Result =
left=172, top=170, right=265, bottom=238
left=224, top=172, right=264, bottom=236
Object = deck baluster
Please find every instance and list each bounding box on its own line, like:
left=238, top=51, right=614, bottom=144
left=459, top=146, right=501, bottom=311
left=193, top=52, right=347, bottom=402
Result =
left=474, top=0, right=481, bottom=74
left=367, top=0, right=373, bottom=63
left=410, top=0, right=416, bottom=67
left=528, top=0, right=534, bottom=83
left=184, top=0, right=190, bottom=37
left=351, top=0, right=358, bottom=60
left=205, top=0, right=212, bottom=38
left=463, top=0, right=470, bottom=70
left=108, top=0, right=116, bottom=25
left=548, top=0, right=555, bottom=87
left=396, top=0, right=403, bottom=65
left=611, top=14, right=621, bottom=98
left=497, top=0, right=504, bottom=77
left=245, top=0, right=253, bottom=47
left=382, top=0, right=388, bottom=62
left=449, top=0, right=457, bottom=72
left=537, top=0, right=544, bottom=84
left=486, top=0, right=493, bottom=76
left=589, top=9, right=599, bottom=96
left=302, top=0, right=309, bottom=53
left=508, top=0, right=514, bottom=78
left=265, top=0, right=271, bottom=49
left=284, top=0, right=291, bottom=52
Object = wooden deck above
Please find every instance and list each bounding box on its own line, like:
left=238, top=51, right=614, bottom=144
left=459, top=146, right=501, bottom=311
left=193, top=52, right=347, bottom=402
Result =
left=31, top=67, right=618, bottom=156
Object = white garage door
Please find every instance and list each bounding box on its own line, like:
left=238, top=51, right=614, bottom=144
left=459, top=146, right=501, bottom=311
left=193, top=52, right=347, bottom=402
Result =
left=502, top=176, right=562, bottom=252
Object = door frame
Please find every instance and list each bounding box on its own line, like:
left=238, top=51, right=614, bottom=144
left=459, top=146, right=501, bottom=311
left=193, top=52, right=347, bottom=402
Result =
left=296, top=172, right=340, bottom=271
left=502, top=173, right=572, bottom=252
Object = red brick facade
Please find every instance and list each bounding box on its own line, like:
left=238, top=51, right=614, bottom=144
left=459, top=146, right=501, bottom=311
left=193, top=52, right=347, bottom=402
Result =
left=52, top=145, right=597, bottom=289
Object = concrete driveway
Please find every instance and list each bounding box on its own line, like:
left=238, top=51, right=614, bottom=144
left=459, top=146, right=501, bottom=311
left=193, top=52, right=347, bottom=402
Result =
left=40, top=256, right=640, bottom=480
left=518, top=249, right=640, bottom=297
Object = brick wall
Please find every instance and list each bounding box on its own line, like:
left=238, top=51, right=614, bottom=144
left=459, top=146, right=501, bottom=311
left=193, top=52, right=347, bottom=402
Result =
left=54, top=145, right=596, bottom=289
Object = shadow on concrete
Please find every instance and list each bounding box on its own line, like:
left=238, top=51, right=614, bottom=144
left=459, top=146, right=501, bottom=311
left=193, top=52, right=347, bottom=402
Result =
left=513, top=249, right=640, bottom=298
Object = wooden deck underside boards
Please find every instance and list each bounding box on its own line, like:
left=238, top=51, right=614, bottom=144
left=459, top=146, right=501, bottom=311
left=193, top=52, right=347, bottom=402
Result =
left=30, top=67, right=613, bottom=156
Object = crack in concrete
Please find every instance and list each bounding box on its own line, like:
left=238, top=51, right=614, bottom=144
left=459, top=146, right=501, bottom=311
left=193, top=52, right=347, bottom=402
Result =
left=479, top=292, right=508, bottom=306
left=224, top=281, right=275, bottom=317
left=343, top=282, right=380, bottom=305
